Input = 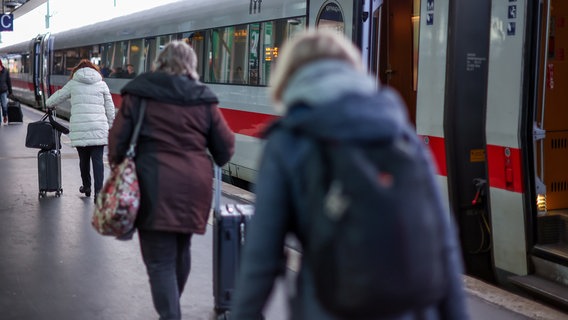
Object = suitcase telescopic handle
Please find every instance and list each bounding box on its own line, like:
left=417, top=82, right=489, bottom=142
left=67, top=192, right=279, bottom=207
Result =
left=214, top=165, right=222, bottom=219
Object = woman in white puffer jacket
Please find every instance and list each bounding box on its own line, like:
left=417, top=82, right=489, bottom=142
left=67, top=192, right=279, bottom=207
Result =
left=46, top=59, right=115, bottom=201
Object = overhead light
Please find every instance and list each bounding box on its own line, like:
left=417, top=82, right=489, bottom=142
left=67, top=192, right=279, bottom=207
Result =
left=4, top=1, right=24, bottom=10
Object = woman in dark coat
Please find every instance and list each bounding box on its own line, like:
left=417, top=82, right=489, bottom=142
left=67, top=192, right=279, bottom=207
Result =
left=108, top=41, right=235, bottom=320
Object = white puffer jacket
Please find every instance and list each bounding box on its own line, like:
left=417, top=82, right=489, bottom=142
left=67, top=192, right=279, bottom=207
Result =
left=46, top=67, right=115, bottom=147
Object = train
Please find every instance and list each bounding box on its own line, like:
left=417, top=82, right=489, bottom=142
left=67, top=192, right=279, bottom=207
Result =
left=1, top=0, right=568, bottom=310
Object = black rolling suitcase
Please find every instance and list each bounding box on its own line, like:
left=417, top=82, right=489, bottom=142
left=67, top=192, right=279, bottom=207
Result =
left=35, top=111, right=68, bottom=198
left=212, top=165, right=254, bottom=319
left=7, top=100, right=23, bottom=123
left=38, top=147, right=62, bottom=198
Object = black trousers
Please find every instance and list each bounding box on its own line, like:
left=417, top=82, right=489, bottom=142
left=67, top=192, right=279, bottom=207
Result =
left=138, top=230, right=193, bottom=320
left=76, top=145, right=104, bottom=195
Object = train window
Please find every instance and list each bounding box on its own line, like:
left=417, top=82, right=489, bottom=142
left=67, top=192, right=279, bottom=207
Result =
left=77, top=46, right=91, bottom=60
left=53, top=52, right=64, bottom=75
left=145, top=38, right=157, bottom=72
left=186, top=31, right=206, bottom=79
left=128, top=39, right=144, bottom=77
left=258, top=17, right=306, bottom=86
left=63, top=49, right=81, bottom=75
left=249, top=23, right=260, bottom=85
left=5, top=54, right=23, bottom=74
left=22, top=54, right=30, bottom=73
left=99, top=43, right=114, bottom=77
left=108, top=41, right=128, bottom=78
left=90, top=45, right=101, bottom=68
left=205, top=24, right=249, bottom=84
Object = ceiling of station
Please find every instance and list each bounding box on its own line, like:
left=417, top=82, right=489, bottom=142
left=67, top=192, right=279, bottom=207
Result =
left=3, top=0, right=47, bottom=19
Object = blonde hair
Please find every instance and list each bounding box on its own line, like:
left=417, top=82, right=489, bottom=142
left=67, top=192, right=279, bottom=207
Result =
left=270, top=30, right=364, bottom=104
left=153, top=40, right=199, bottom=79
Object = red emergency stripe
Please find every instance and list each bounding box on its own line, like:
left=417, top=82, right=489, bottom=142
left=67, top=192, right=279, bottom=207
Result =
left=422, top=135, right=523, bottom=193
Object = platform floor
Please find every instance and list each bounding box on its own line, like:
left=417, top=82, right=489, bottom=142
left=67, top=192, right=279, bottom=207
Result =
left=0, top=105, right=566, bottom=319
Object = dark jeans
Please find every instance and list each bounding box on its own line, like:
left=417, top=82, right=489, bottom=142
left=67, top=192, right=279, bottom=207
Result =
left=76, top=145, right=104, bottom=194
left=138, top=230, right=193, bottom=320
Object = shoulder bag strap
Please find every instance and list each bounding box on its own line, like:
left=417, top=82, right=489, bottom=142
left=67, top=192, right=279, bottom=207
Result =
left=125, top=99, right=147, bottom=159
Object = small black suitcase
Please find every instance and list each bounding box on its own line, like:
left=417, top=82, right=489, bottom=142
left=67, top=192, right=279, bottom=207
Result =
left=37, top=114, right=63, bottom=199
left=7, top=100, right=23, bottom=123
left=38, top=148, right=62, bottom=198
left=212, top=166, right=254, bottom=319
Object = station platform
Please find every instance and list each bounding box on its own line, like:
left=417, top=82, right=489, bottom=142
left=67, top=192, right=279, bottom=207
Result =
left=0, top=104, right=567, bottom=319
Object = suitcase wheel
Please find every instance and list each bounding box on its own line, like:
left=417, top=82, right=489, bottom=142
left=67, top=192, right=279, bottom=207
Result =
left=39, top=191, right=46, bottom=198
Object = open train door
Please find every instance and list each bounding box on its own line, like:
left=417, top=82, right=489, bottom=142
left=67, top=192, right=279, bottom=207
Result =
left=376, top=0, right=419, bottom=126
left=308, top=0, right=418, bottom=124
left=30, top=33, right=51, bottom=109
left=498, top=0, right=568, bottom=305
left=39, top=33, right=53, bottom=110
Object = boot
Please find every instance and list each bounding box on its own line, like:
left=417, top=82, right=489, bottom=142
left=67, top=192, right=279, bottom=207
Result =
left=79, top=186, right=91, bottom=197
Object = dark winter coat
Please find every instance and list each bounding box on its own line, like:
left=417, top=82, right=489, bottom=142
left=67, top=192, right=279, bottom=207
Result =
left=0, top=67, right=12, bottom=94
left=108, top=72, right=235, bottom=234
left=231, top=61, right=469, bottom=319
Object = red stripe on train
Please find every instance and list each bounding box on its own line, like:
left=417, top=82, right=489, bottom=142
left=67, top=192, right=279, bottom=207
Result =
left=219, top=108, right=278, bottom=138
left=422, top=135, right=523, bottom=193
left=486, top=145, right=523, bottom=193
left=422, top=135, right=447, bottom=177
left=110, top=92, right=277, bottom=138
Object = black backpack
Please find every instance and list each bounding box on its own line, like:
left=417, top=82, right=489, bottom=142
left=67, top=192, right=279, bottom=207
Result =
left=299, top=131, right=449, bottom=318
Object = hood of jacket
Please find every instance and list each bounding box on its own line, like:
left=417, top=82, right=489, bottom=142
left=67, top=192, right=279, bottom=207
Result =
left=274, top=60, right=410, bottom=143
left=120, top=71, right=218, bottom=106
left=73, top=67, right=103, bottom=84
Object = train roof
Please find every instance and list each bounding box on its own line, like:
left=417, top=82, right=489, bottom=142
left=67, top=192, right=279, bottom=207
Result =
left=0, top=0, right=306, bottom=53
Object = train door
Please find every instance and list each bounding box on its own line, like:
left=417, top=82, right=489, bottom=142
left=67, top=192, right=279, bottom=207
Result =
left=505, top=0, right=568, bottom=299
left=30, top=33, right=49, bottom=108
left=310, top=0, right=418, bottom=125
left=484, top=0, right=568, bottom=302
left=534, top=0, right=568, bottom=258
left=39, top=33, right=53, bottom=109
left=377, top=0, right=419, bottom=125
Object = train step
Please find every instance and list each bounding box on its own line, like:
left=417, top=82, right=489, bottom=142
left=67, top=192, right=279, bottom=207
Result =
left=509, top=274, right=568, bottom=311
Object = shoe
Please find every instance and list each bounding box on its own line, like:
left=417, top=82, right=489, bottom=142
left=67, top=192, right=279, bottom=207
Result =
left=79, top=186, right=91, bottom=197
left=3, top=116, right=7, bottom=123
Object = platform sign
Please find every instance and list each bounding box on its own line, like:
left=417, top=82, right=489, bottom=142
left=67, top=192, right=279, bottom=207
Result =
left=0, top=14, right=13, bottom=32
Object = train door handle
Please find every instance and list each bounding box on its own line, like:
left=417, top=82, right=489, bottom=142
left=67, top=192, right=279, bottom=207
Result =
left=385, top=69, right=395, bottom=75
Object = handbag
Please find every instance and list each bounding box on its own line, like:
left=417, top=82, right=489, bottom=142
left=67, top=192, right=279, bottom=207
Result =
left=25, top=112, right=62, bottom=149
left=92, top=100, right=147, bottom=240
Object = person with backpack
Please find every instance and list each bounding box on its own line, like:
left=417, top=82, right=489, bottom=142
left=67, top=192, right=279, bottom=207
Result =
left=230, top=30, right=470, bottom=319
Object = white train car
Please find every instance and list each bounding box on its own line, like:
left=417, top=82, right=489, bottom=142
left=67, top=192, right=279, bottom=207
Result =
left=0, top=0, right=310, bottom=186
left=376, top=0, right=568, bottom=307
left=4, top=0, right=568, bottom=308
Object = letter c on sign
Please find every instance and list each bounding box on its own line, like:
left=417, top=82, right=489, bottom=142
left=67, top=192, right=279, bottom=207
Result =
left=1, top=14, right=13, bottom=31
